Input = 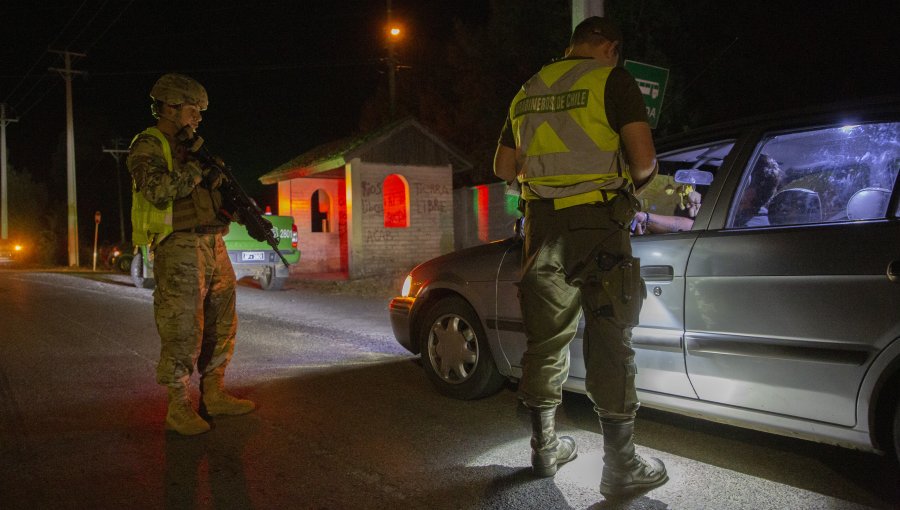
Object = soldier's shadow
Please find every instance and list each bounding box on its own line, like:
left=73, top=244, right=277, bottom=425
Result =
left=163, top=414, right=259, bottom=510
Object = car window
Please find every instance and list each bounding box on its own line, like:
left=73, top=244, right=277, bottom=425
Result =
left=639, top=140, right=735, bottom=222
left=728, top=122, right=900, bottom=228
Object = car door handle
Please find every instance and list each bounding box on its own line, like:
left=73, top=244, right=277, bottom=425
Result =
left=641, top=265, right=674, bottom=282
left=888, top=260, right=900, bottom=283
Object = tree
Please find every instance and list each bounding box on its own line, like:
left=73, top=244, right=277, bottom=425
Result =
left=6, top=166, right=62, bottom=265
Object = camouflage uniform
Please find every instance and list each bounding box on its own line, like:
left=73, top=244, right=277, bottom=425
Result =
left=127, top=133, right=236, bottom=386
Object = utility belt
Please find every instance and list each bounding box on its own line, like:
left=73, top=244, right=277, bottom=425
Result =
left=522, top=179, right=630, bottom=209
left=174, top=225, right=228, bottom=235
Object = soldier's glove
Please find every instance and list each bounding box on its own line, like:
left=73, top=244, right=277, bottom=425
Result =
left=202, top=165, right=226, bottom=190
left=184, top=135, right=204, bottom=154
left=184, top=160, right=204, bottom=186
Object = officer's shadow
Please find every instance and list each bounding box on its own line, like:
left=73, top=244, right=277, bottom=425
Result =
left=429, top=464, right=574, bottom=510
left=446, top=401, right=669, bottom=510
left=163, top=414, right=259, bottom=510
left=438, top=464, right=669, bottom=510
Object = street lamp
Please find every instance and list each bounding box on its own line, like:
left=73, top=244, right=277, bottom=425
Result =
left=386, top=23, right=403, bottom=120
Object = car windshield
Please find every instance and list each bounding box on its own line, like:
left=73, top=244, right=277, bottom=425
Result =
left=640, top=140, right=735, bottom=218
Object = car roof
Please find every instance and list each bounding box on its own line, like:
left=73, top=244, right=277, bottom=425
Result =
left=654, top=95, right=900, bottom=153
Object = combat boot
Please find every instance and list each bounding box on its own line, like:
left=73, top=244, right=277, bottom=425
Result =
left=529, top=406, right=578, bottom=477
left=166, top=382, right=210, bottom=436
left=599, top=418, right=668, bottom=498
left=201, top=371, right=255, bottom=416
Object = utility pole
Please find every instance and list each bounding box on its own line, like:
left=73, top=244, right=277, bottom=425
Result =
left=386, top=0, right=397, bottom=120
left=572, top=0, right=605, bottom=29
left=102, top=139, right=128, bottom=246
left=1, top=104, right=19, bottom=240
left=49, top=49, right=86, bottom=267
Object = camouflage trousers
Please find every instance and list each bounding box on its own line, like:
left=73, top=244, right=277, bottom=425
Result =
left=152, top=232, right=238, bottom=386
left=518, top=197, right=642, bottom=419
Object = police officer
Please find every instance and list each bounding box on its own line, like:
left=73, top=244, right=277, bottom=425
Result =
left=128, top=73, right=255, bottom=436
left=494, top=17, right=667, bottom=497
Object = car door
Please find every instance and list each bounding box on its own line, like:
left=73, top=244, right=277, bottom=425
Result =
left=492, top=235, right=528, bottom=379
left=629, top=140, right=737, bottom=397
left=684, top=120, right=900, bottom=427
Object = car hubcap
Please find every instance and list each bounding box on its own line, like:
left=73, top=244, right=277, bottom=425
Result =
left=427, top=314, right=478, bottom=384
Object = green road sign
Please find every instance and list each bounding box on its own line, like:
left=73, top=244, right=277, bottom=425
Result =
left=624, top=60, right=669, bottom=129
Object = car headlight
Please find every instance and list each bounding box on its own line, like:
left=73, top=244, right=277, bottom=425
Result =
left=14, top=244, right=23, bottom=252
left=401, top=275, right=413, bottom=297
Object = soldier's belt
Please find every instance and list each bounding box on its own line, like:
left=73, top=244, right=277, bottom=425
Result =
left=175, top=225, right=228, bottom=235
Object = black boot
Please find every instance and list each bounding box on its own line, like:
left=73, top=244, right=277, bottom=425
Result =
left=529, top=406, right=577, bottom=477
left=599, top=418, right=668, bottom=497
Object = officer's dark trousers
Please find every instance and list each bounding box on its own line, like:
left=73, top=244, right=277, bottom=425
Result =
left=518, top=198, right=641, bottom=419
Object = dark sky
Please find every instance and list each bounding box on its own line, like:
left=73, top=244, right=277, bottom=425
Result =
left=1, top=1, right=898, bottom=245
left=1, top=1, right=485, bottom=183
left=0, top=0, right=486, bottom=243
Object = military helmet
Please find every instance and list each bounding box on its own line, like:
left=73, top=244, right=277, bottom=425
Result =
left=149, top=73, right=208, bottom=110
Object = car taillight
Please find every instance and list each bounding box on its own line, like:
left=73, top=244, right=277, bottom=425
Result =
left=291, top=224, right=298, bottom=249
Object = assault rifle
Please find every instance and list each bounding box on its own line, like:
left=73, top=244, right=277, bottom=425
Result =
left=189, top=143, right=290, bottom=268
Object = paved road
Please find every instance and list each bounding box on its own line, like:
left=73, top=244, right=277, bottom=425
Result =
left=0, top=270, right=897, bottom=509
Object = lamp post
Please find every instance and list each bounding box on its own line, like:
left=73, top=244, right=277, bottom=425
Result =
left=386, top=0, right=402, bottom=119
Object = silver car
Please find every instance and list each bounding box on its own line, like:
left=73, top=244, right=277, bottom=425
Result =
left=389, top=98, right=900, bottom=463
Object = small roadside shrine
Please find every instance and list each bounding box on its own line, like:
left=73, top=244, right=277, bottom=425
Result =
left=259, top=118, right=472, bottom=279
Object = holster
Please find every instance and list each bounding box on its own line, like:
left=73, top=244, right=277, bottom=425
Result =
left=597, top=255, right=644, bottom=327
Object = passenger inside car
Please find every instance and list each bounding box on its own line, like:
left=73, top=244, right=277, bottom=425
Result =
left=730, top=154, right=785, bottom=227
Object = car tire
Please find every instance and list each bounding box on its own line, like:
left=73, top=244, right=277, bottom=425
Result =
left=130, top=251, right=155, bottom=289
left=116, top=254, right=134, bottom=273
left=259, top=266, right=285, bottom=291
left=418, top=295, right=506, bottom=400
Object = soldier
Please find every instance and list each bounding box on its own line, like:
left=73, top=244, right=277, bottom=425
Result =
left=494, top=17, right=668, bottom=497
left=128, top=73, right=255, bottom=436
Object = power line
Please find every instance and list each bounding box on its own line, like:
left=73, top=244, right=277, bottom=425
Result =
left=4, top=0, right=134, bottom=118
left=82, top=0, right=136, bottom=53
left=67, top=0, right=111, bottom=50
left=2, top=0, right=89, bottom=105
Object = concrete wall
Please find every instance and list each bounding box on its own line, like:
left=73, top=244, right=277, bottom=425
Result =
left=350, top=161, right=454, bottom=278
left=453, top=181, right=522, bottom=250
left=277, top=177, right=346, bottom=274
left=277, top=170, right=519, bottom=278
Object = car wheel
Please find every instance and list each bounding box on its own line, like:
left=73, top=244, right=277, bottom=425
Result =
left=418, top=296, right=506, bottom=400
left=130, top=251, right=155, bottom=289
left=116, top=254, right=134, bottom=273
left=259, top=266, right=285, bottom=291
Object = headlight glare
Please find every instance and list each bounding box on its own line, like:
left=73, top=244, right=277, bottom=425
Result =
left=401, top=275, right=413, bottom=297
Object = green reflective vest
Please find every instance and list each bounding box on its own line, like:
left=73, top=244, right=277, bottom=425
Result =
left=510, top=59, right=632, bottom=208
left=130, top=127, right=174, bottom=245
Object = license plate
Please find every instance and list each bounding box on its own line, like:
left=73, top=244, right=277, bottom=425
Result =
left=241, top=251, right=266, bottom=261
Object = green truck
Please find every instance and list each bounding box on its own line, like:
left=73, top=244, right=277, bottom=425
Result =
left=130, top=214, right=300, bottom=291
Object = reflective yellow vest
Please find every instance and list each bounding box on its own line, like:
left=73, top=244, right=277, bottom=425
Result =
left=510, top=59, right=631, bottom=209
left=130, top=127, right=174, bottom=245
